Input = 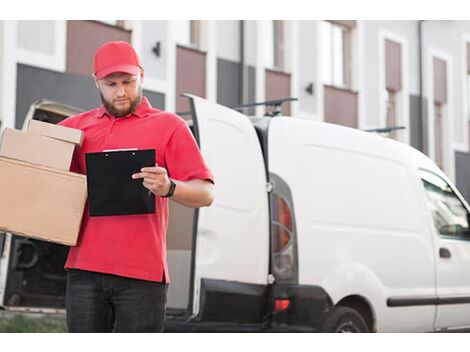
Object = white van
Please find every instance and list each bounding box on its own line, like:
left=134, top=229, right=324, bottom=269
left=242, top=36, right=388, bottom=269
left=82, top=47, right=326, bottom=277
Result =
left=2, top=95, right=470, bottom=332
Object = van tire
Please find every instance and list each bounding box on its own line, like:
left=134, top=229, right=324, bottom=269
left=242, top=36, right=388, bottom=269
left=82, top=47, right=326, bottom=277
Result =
left=321, top=306, right=370, bottom=333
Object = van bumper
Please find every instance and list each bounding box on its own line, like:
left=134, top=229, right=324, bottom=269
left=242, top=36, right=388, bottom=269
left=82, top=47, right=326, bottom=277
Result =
left=270, top=284, right=333, bottom=332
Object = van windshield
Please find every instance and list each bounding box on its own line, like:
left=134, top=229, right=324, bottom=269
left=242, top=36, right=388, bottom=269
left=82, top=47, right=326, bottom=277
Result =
left=419, top=169, right=470, bottom=239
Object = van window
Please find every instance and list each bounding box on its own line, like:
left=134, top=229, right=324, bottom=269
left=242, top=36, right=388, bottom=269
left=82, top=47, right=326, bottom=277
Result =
left=420, top=170, right=470, bottom=240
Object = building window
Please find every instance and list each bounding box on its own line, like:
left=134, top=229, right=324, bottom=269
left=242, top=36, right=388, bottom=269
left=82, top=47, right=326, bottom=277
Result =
left=174, top=21, right=202, bottom=49
left=434, top=103, right=444, bottom=169
left=263, top=21, right=286, bottom=71
left=385, top=91, right=398, bottom=139
left=273, top=20, right=285, bottom=69
left=190, top=20, right=201, bottom=48
left=321, top=21, right=353, bottom=89
left=432, top=56, right=447, bottom=169
left=384, top=38, right=403, bottom=140
left=94, top=20, right=128, bottom=29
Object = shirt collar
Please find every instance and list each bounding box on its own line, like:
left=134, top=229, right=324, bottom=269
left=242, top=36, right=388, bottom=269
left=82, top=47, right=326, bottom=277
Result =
left=95, top=96, right=153, bottom=119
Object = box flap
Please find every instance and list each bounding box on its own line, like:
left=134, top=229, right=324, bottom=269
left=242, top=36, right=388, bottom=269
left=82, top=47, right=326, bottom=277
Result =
left=0, top=128, right=75, bottom=171
left=27, top=119, right=83, bottom=146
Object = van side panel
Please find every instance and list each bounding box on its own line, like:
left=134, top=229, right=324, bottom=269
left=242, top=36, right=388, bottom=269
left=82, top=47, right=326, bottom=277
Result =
left=268, top=118, right=436, bottom=332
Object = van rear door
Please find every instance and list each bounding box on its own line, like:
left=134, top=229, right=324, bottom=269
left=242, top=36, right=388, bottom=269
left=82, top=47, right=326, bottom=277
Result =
left=185, top=95, right=270, bottom=323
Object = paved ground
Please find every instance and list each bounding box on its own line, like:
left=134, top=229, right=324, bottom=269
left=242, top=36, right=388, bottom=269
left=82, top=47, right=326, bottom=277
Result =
left=0, top=310, right=67, bottom=332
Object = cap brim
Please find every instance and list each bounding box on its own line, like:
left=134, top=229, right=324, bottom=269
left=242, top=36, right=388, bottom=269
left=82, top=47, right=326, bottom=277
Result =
left=95, top=64, right=140, bottom=79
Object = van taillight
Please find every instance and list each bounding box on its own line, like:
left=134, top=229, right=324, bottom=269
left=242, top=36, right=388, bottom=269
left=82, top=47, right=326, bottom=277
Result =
left=274, top=299, right=291, bottom=312
left=272, top=196, right=293, bottom=253
left=271, top=193, right=297, bottom=283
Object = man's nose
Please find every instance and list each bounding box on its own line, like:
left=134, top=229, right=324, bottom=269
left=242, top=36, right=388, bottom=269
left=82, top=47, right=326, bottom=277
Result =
left=116, top=85, right=126, bottom=96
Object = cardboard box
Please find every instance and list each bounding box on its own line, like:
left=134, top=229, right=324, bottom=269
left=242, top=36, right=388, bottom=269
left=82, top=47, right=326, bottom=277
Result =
left=27, top=119, right=83, bottom=146
left=0, top=156, right=87, bottom=246
left=0, top=128, right=75, bottom=171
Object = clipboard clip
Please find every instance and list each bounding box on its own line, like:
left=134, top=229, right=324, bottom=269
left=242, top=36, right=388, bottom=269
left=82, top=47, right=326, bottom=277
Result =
left=102, top=148, right=139, bottom=157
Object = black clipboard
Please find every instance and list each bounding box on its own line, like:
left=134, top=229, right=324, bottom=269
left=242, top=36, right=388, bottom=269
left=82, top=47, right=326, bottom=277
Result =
left=85, top=149, right=156, bottom=216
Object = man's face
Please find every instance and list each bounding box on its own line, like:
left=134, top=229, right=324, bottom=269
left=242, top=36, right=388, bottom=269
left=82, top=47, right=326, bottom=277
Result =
left=96, top=71, right=143, bottom=117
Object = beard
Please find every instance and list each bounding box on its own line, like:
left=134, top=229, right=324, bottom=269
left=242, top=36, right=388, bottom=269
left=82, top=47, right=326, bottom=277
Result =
left=100, top=86, right=143, bottom=118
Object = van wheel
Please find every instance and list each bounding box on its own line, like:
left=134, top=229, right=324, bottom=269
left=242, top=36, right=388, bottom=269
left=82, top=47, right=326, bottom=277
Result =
left=321, top=306, right=370, bottom=333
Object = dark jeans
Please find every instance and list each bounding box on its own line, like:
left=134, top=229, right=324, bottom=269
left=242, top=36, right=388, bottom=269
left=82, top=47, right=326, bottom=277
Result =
left=66, top=269, right=168, bottom=333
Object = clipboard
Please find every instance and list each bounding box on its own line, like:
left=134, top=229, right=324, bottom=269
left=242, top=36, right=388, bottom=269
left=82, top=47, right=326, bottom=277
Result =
left=85, top=149, right=156, bottom=216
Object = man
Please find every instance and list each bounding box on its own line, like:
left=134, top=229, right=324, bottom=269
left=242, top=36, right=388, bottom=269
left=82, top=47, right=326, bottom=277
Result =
left=58, top=41, right=214, bottom=333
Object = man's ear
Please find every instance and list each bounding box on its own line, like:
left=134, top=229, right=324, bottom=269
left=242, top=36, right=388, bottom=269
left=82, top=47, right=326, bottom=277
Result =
left=140, top=68, right=145, bottom=81
left=92, top=74, right=99, bottom=89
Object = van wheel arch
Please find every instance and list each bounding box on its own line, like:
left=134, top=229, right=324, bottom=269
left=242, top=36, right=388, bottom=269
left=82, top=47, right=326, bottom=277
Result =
left=333, top=295, right=375, bottom=332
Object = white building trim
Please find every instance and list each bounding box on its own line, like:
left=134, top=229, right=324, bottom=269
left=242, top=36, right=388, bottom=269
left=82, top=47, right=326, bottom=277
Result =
left=1, top=21, right=17, bottom=129
left=16, top=21, right=66, bottom=73
left=287, top=20, right=299, bottom=117
left=457, top=32, right=470, bottom=153
left=255, top=21, right=266, bottom=117
left=315, top=20, right=324, bottom=122
left=378, top=28, right=411, bottom=145
left=205, top=20, right=217, bottom=103
left=427, top=47, right=455, bottom=181
left=130, top=20, right=143, bottom=61
left=166, top=21, right=178, bottom=113
left=0, top=20, right=16, bottom=307
left=357, top=20, right=366, bottom=129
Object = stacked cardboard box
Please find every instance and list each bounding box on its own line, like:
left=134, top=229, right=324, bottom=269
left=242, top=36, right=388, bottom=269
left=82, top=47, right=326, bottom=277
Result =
left=0, top=120, right=86, bottom=246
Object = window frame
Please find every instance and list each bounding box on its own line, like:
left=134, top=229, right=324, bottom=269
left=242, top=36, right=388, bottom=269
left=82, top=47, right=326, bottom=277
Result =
left=385, top=90, right=398, bottom=140
left=190, top=20, right=202, bottom=49
left=321, top=20, right=353, bottom=90
left=434, top=103, right=445, bottom=170
left=92, top=20, right=130, bottom=31
left=273, top=20, right=285, bottom=70
left=419, top=168, right=470, bottom=242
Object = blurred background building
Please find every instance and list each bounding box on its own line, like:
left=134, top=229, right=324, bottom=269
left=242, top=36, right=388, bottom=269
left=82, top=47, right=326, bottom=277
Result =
left=1, top=20, right=470, bottom=200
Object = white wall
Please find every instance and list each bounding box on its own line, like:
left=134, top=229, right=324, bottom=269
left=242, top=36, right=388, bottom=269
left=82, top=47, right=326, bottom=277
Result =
left=15, top=20, right=66, bottom=72
left=140, top=21, right=168, bottom=82
left=172, top=20, right=191, bottom=47
left=216, top=20, right=240, bottom=62
left=297, top=20, right=318, bottom=118
left=1, top=21, right=16, bottom=129
left=244, top=20, right=257, bottom=67
left=17, top=21, right=55, bottom=55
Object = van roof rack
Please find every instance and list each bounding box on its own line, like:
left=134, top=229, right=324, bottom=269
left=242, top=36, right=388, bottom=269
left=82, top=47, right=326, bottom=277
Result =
left=177, top=97, right=298, bottom=117
left=364, top=126, right=406, bottom=133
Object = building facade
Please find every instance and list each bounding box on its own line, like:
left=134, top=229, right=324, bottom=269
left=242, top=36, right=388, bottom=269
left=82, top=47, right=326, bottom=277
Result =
left=1, top=20, right=470, bottom=200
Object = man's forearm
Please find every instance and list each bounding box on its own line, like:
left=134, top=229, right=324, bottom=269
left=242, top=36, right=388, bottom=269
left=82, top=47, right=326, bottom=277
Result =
left=170, top=179, right=214, bottom=208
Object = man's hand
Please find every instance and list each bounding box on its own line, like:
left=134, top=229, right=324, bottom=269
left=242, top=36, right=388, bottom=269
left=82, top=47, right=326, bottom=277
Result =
left=131, top=163, right=171, bottom=197
left=132, top=163, right=214, bottom=208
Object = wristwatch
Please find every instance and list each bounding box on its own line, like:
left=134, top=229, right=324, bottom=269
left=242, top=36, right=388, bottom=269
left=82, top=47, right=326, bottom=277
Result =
left=162, top=180, right=176, bottom=198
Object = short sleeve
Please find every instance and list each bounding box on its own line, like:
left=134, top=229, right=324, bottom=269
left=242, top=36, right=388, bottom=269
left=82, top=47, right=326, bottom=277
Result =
left=164, top=122, right=214, bottom=184
left=58, top=118, right=81, bottom=174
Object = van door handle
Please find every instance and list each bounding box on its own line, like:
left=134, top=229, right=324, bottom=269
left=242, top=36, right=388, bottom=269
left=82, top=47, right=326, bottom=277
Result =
left=439, top=247, right=451, bottom=259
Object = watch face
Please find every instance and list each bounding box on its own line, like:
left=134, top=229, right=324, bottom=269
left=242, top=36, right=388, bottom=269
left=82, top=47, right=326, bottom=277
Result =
left=169, top=181, right=176, bottom=197
left=164, top=180, right=175, bottom=197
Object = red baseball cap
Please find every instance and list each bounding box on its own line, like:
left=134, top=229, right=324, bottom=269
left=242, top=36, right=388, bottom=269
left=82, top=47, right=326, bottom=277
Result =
left=93, top=41, right=142, bottom=79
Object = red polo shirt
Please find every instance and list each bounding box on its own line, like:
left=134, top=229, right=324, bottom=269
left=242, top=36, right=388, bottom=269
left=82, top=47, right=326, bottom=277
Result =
left=58, top=97, right=213, bottom=283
